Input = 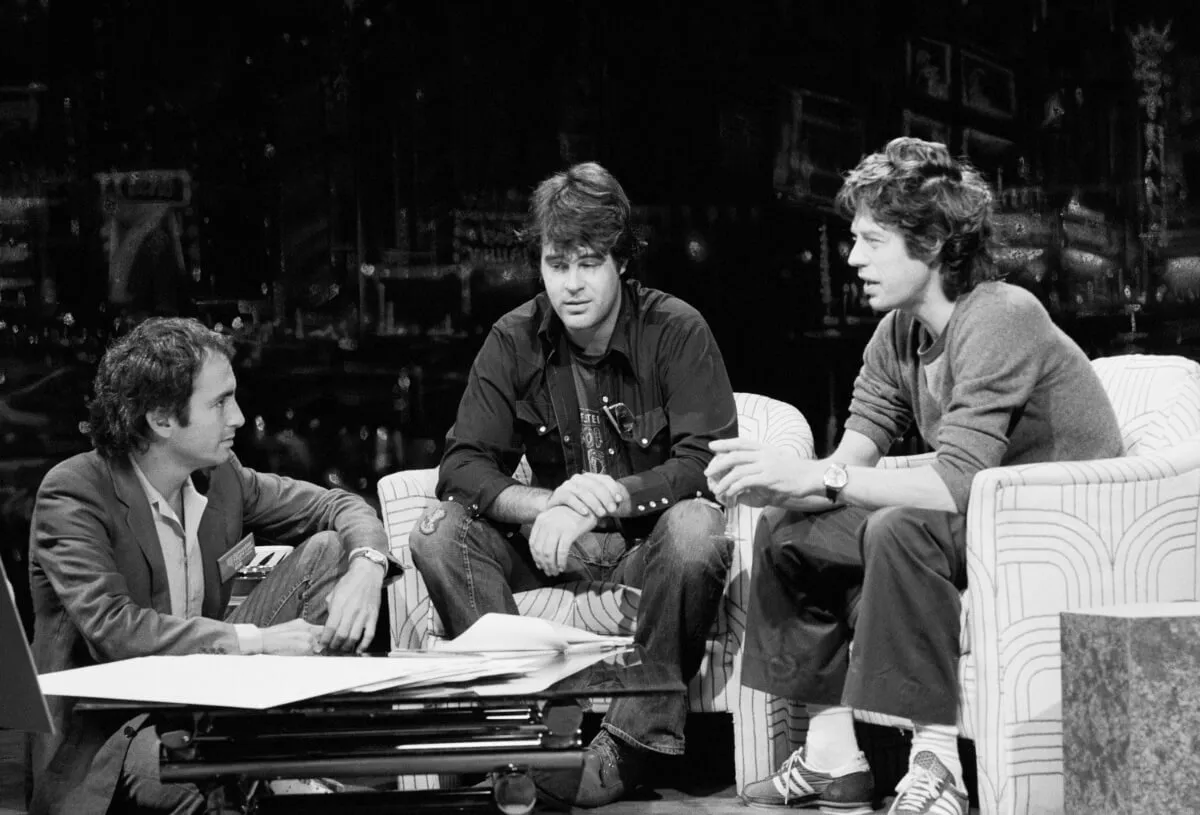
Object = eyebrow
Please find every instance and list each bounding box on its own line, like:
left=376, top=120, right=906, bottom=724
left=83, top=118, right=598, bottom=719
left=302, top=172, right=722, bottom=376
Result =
left=543, top=248, right=602, bottom=262
left=211, top=386, right=236, bottom=404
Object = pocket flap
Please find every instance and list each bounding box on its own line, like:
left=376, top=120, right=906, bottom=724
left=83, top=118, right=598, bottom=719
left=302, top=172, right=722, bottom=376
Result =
left=515, top=400, right=557, bottom=436
left=631, top=407, right=667, bottom=448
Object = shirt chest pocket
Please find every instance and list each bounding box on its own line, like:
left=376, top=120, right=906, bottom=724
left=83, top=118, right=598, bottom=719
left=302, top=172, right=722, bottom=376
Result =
left=624, top=406, right=669, bottom=470
left=515, top=400, right=563, bottom=472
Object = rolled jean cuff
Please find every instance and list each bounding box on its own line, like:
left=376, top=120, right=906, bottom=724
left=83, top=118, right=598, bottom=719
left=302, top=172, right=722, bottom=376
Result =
left=601, top=721, right=685, bottom=757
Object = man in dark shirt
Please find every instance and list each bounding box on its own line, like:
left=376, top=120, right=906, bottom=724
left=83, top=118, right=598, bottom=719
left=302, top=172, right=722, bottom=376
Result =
left=410, top=162, right=737, bottom=808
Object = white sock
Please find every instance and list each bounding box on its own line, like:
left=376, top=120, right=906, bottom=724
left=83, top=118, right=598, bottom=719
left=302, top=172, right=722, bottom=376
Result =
left=911, top=723, right=964, bottom=792
left=803, top=704, right=860, bottom=771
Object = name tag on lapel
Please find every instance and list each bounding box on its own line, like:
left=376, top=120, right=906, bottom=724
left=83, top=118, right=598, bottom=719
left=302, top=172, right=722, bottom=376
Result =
left=218, top=534, right=256, bottom=583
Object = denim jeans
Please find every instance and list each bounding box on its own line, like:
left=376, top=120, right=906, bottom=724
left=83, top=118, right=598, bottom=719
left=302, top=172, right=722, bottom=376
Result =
left=116, top=532, right=344, bottom=814
left=410, top=500, right=732, bottom=755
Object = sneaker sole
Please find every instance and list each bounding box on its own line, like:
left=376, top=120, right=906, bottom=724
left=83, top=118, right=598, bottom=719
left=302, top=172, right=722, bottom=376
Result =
left=738, top=793, right=874, bottom=814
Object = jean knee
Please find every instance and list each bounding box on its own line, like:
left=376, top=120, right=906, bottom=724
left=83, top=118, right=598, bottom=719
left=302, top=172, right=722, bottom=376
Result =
left=409, top=500, right=468, bottom=568
left=296, top=530, right=342, bottom=570
left=655, top=499, right=731, bottom=570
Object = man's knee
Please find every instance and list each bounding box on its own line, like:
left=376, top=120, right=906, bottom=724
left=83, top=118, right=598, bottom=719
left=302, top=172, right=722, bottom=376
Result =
left=295, top=530, right=342, bottom=573
left=409, top=500, right=471, bottom=568
left=653, top=499, right=731, bottom=570
left=861, top=506, right=946, bottom=568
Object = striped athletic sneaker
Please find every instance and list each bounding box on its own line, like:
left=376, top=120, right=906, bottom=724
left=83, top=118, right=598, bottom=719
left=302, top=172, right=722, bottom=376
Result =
left=888, top=751, right=969, bottom=815
left=739, top=747, right=875, bottom=812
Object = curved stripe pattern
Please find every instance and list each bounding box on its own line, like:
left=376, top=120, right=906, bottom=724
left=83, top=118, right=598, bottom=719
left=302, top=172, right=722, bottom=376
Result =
left=377, top=392, right=815, bottom=791
left=857, top=353, right=1200, bottom=815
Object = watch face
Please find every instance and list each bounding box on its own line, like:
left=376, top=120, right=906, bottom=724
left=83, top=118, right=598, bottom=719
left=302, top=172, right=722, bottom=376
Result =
left=825, top=464, right=849, bottom=489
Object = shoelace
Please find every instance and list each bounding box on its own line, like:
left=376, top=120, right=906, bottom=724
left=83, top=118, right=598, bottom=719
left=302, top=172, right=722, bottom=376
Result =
left=774, top=750, right=810, bottom=805
left=893, top=767, right=942, bottom=812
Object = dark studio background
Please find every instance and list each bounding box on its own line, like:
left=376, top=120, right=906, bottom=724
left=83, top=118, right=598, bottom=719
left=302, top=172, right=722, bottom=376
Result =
left=0, top=0, right=1199, bottom=638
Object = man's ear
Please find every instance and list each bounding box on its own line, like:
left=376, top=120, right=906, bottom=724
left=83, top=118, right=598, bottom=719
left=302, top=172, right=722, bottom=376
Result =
left=145, top=409, right=174, bottom=440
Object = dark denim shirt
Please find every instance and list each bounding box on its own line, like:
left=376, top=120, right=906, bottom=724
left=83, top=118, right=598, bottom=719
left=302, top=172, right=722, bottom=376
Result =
left=436, top=279, right=737, bottom=536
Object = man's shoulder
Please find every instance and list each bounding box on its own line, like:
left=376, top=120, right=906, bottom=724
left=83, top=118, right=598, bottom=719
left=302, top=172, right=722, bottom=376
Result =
left=40, top=450, right=109, bottom=492
left=630, top=282, right=706, bottom=326
left=490, top=292, right=548, bottom=337
left=961, top=281, right=1046, bottom=320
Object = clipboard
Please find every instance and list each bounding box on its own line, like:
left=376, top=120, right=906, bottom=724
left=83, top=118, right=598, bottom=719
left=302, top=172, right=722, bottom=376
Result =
left=0, top=557, right=52, bottom=733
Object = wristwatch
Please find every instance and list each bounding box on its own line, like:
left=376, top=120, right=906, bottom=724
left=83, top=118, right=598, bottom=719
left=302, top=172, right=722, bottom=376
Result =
left=348, top=546, right=388, bottom=572
left=823, top=462, right=849, bottom=503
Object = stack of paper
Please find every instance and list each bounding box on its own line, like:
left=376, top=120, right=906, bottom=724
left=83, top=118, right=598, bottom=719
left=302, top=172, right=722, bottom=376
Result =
left=438, top=613, right=632, bottom=654
left=35, top=614, right=633, bottom=709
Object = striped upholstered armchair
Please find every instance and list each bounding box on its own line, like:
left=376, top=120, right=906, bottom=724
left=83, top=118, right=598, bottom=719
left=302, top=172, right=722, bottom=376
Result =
left=378, top=392, right=814, bottom=789
left=821, top=353, right=1200, bottom=815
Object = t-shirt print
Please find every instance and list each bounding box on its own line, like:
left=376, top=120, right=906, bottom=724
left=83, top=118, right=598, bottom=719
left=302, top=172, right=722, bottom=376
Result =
left=580, top=407, right=610, bottom=474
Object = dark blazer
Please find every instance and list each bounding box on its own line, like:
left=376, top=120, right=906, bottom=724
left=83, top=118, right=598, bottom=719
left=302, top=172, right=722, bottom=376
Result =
left=27, top=450, right=391, bottom=814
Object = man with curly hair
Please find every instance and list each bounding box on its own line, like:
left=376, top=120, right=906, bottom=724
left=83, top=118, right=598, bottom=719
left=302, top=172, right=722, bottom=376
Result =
left=28, top=317, right=400, bottom=815
left=409, top=162, right=737, bottom=807
left=706, top=138, right=1123, bottom=815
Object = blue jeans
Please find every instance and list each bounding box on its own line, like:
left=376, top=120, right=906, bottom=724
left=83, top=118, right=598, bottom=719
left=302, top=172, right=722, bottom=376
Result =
left=410, top=500, right=732, bottom=755
left=116, top=532, right=344, bottom=814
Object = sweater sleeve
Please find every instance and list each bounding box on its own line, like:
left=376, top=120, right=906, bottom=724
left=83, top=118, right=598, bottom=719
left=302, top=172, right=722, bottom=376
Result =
left=931, top=287, right=1052, bottom=511
left=844, top=313, right=914, bottom=455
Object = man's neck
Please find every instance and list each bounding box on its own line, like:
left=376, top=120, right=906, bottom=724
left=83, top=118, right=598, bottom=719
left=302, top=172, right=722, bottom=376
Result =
left=909, top=282, right=957, bottom=338
left=130, top=447, right=190, bottom=507
left=565, top=309, right=620, bottom=356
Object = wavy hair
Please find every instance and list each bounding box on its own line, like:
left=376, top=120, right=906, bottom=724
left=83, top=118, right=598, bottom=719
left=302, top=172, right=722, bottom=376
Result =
left=87, top=317, right=235, bottom=459
left=836, top=137, right=1000, bottom=300
left=520, top=162, right=644, bottom=271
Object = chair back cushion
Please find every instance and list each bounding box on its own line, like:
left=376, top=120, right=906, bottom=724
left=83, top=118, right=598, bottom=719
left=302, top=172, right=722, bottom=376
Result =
left=1091, top=354, right=1200, bottom=454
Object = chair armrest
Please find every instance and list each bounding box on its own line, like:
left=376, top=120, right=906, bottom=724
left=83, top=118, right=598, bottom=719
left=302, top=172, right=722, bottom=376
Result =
left=377, top=469, right=439, bottom=651
left=722, top=395, right=816, bottom=635
left=962, top=441, right=1200, bottom=760
left=966, top=438, right=1200, bottom=616
left=877, top=452, right=937, bottom=470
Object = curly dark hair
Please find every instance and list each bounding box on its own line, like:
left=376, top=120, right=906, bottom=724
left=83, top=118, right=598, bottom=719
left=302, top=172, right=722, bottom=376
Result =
left=519, top=162, right=645, bottom=272
left=86, top=317, right=236, bottom=459
left=836, top=137, right=1000, bottom=300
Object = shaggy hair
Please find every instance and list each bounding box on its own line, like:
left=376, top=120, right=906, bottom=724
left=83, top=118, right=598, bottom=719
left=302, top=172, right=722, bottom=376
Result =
left=87, top=317, right=235, bottom=459
left=836, top=137, right=1000, bottom=300
left=520, top=162, right=644, bottom=270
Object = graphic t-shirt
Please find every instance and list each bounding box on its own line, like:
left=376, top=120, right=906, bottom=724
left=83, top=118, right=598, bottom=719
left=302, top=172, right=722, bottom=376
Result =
left=569, top=349, right=622, bottom=476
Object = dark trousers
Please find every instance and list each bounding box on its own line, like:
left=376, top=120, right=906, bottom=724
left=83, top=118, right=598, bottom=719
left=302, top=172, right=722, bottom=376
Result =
left=410, top=499, right=732, bottom=755
left=741, top=505, right=967, bottom=726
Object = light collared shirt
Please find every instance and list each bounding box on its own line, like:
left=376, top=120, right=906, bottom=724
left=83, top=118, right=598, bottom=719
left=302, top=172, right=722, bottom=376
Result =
left=130, top=458, right=263, bottom=654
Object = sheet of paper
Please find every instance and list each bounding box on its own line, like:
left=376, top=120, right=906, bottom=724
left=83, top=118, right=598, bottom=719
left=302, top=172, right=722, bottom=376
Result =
left=468, top=648, right=620, bottom=696
left=353, top=652, right=551, bottom=693
left=38, top=654, right=419, bottom=709
left=440, top=613, right=632, bottom=654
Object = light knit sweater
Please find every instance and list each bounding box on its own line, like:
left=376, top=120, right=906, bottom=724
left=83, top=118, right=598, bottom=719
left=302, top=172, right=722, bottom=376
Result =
left=844, top=281, right=1124, bottom=512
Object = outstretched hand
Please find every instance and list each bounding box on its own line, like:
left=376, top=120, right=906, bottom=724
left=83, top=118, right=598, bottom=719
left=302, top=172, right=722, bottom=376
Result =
left=705, top=438, right=809, bottom=508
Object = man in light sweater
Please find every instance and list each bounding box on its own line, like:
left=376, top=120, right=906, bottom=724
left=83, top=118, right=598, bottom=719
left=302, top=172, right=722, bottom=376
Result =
left=705, top=137, right=1123, bottom=815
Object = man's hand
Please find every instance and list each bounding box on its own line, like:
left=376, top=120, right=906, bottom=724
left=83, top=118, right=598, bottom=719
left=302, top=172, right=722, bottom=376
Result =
left=546, top=473, right=628, bottom=518
left=261, top=619, right=325, bottom=655
left=705, top=438, right=810, bottom=508
left=319, top=558, right=385, bottom=653
left=529, top=505, right=597, bottom=576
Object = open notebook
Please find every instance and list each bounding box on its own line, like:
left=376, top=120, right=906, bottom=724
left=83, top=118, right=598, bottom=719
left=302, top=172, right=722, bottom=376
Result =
left=0, top=557, right=52, bottom=732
